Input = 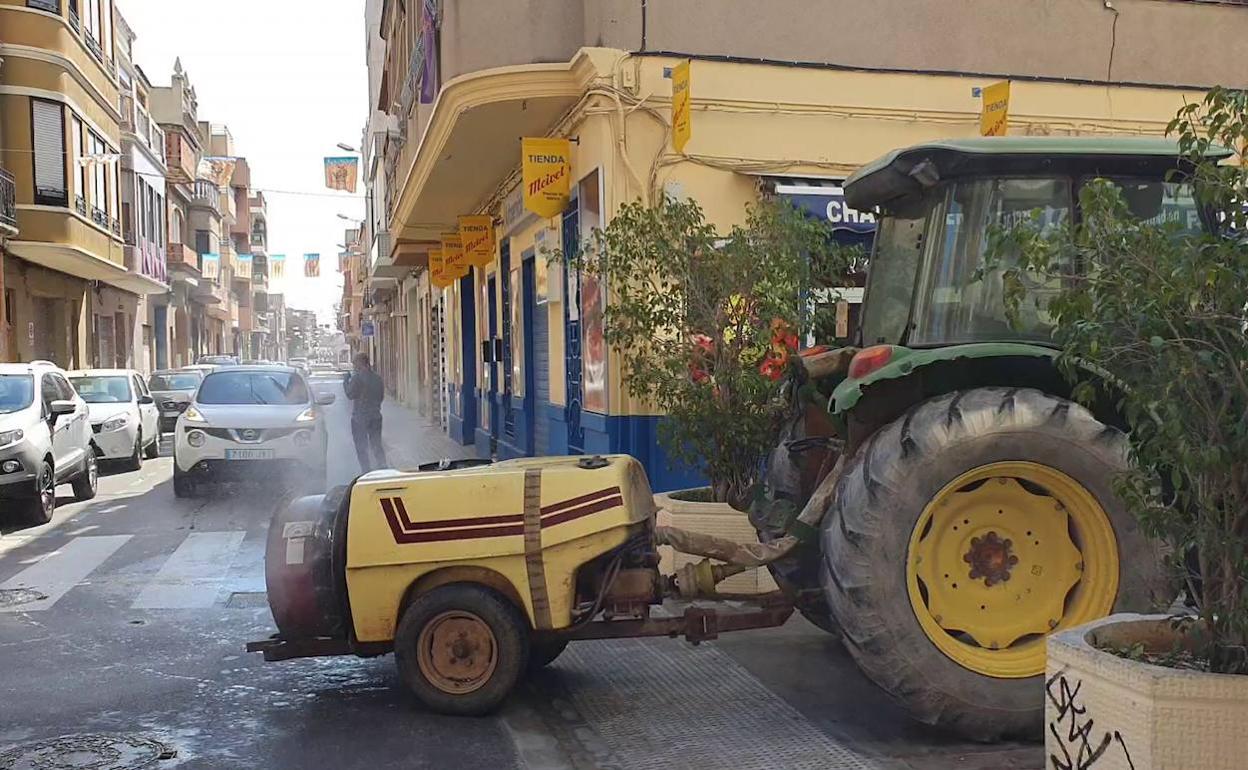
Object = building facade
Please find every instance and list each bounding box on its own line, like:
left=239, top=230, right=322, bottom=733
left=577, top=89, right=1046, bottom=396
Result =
left=369, top=0, right=1248, bottom=489
left=0, top=0, right=165, bottom=368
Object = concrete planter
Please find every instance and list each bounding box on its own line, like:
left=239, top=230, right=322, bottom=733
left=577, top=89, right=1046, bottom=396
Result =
left=1046, top=613, right=1248, bottom=770
left=653, top=488, right=778, bottom=595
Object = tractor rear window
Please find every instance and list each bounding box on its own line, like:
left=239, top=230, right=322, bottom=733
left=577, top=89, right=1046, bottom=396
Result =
left=910, top=177, right=1071, bottom=346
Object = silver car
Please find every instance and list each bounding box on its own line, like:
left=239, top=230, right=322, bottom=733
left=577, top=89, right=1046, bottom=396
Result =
left=172, top=366, right=334, bottom=498
left=0, top=361, right=98, bottom=524
left=149, top=369, right=205, bottom=433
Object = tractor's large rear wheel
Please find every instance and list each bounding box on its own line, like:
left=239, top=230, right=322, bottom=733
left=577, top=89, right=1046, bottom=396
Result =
left=822, top=388, right=1167, bottom=740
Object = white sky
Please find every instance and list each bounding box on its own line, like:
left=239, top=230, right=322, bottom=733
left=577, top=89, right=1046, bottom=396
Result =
left=117, top=0, right=368, bottom=326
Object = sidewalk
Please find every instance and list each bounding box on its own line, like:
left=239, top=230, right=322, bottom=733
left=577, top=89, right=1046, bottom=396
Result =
left=380, top=397, right=477, bottom=468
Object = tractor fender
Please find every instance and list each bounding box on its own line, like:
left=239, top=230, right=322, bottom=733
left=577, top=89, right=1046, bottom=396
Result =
left=830, top=342, right=1058, bottom=416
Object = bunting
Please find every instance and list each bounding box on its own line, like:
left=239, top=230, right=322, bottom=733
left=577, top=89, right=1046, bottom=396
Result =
left=236, top=253, right=252, bottom=280
left=323, top=157, right=359, bottom=193
left=200, top=252, right=220, bottom=281
left=270, top=254, right=285, bottom=279
left=304, top=253, right=320, bottom=278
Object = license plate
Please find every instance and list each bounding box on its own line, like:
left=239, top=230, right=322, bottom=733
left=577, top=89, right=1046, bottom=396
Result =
left=162, top=411, right=181, bottom=417
left=225, top=449, right=275, bottom=461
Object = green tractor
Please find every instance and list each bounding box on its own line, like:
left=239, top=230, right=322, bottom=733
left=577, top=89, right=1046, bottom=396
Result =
left=750, top=137, right=1228, bottom=740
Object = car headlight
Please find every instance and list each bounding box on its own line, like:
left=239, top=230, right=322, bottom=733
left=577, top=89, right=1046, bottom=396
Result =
left=182, top=406, right=206, bottom=423
left=101, top=415, right=129, bottom=432
left=1, top=459, right=22, bottom=474
left=295, top=407, right=317, bottom=422
left=0, top=429, right=24, bottom=448
left=186, top=429, right=207, bottom=448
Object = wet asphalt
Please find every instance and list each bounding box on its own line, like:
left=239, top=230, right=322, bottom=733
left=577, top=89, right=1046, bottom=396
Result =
left=0, top=381, right=1040, bottom=769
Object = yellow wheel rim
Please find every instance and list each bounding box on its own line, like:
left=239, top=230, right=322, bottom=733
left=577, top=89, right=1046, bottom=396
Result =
left=906, top=461, right=1119, bottom=679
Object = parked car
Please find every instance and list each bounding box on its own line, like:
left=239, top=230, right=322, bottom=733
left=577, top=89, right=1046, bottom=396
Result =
left=67, top=369, right=160, bottom=471
left=180, top=364, right=219, bottom=377
left=148, top=369, right=205, bottom=433
left=0, top=360, right=97, bottom=524
left=172, top=366, right=335, bottom=497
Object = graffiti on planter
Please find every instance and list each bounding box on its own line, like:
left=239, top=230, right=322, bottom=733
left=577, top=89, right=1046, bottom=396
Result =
left=1046, top=670, right=1136, bottom=770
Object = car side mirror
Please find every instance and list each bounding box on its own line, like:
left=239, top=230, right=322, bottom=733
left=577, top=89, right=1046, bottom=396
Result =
left=49, top=400, right=76, bottom=423
left=315, top=392, right=336, bottom=406
left=139, top=395, right=155, bottom=405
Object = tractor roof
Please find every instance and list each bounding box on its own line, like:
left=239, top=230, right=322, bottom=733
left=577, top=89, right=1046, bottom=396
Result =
left=844, top=137, right=1233, bottom=211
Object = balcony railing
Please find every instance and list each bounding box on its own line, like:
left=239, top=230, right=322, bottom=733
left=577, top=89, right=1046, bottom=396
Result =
left=90, top=206, right=108, bottom=228
left=167, top=242, right=199, bottom=271
left=0, top=168, right=16, bottom=233
left=27, top=0, right=59, bottom=13
left=74, top=195, right=87, bottom=216
left=192, top=180, right=220, bottom=212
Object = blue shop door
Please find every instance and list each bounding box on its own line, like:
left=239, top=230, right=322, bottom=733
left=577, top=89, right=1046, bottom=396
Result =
left=487, top=274, right=501, bottom=444
left=519, top=257, right=537, bottom=455
left=561, top=203, right=585, bottom=454
left=501, top=240, right=515, bottom=441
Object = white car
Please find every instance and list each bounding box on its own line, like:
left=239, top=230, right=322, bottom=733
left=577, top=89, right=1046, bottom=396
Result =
left=67, top=369, right=160, bottom=471
left=172, top=366, right=334, bottom=497
left=0, top=361, right=97, bottom=524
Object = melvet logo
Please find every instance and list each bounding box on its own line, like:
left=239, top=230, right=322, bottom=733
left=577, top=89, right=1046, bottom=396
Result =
left=528, top=165, right=567, bottom=196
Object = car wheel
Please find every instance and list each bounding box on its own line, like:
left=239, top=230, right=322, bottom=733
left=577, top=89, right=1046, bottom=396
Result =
left=122, top=433, right=143, bottom=472
left=21, top=461, right=56, bottom=525
left=172, top=458, right=195, bottom=498
left=71, top=451, right=99, bottom=501
left=143, top=431, right=160, bottom=459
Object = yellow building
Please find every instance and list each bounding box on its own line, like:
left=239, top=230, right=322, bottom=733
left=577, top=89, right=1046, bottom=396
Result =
left=369, top=0, right=1248, bottom=489
left=0, top=0, right=167, bottom=366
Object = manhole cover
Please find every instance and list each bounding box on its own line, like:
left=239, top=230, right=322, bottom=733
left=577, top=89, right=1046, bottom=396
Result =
left=225, top=591, right=267, bottom=609
left=0, top=734, right=174, bottom=770
left=0, top=588, right=47, bottom=608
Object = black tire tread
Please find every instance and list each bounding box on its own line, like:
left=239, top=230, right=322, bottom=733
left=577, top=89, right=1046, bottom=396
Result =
left=71, top=453, right=98, bottom=501
left=821, top=387, right=1166, bottom=741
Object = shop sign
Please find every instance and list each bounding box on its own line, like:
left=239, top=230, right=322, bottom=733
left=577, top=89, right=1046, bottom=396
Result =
left=671, top=59, right=692, bottom=152
left=980, top=80, right=1010, bottom=137
left=458, top=215, right=495, bottom=268
left=777, top=186, right=876, bottom=234
left=441, top=234, right=468, bottom=279
left=521, top=137, right=572, bottom=218
left=429, top=248, right=451, bottom=288
left=362, top=320, right=376, bottom=337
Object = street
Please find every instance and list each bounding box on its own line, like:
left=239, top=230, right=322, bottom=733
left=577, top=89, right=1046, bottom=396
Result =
left=0, top=383, right=1038, bottom=770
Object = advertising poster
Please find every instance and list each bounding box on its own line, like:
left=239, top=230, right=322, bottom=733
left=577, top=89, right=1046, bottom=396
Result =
left=578, top=170, right=608, bottom=413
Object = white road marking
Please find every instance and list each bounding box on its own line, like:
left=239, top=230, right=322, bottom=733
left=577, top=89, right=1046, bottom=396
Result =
left=0, top=535, right=133, bottom=612
left=132, top=531, right=246, bottom=609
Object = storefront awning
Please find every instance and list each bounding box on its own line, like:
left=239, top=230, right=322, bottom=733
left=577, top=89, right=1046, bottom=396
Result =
left=764, top=177, right=878, bottom=236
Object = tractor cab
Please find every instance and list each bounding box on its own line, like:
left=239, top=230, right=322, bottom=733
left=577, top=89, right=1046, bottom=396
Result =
left=844, top=137, right=1221, bottom=351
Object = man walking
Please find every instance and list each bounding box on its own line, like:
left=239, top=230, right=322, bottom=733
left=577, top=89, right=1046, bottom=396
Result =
left=343, top=352, right=388, bottom=472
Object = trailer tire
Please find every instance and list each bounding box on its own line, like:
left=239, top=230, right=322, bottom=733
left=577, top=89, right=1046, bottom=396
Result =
left=395, top=583, right=530, bottom=716
left=821, top=388, right=1168, bottom=741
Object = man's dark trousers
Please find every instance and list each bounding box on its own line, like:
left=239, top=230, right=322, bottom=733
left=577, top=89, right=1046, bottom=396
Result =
left=352, top=413, right=387, bottom=472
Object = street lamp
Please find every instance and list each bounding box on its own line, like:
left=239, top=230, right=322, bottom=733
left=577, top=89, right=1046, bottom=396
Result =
left=337, top=214, right=363, bottom=223
left=336, top=143, right=357, bottom=153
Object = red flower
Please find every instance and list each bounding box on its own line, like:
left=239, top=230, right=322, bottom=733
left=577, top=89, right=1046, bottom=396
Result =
left=759, top=354, right=786, bottom=381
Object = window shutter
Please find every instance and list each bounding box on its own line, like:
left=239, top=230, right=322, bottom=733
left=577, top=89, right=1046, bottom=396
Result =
left=32, top=100, right=66, bottom=205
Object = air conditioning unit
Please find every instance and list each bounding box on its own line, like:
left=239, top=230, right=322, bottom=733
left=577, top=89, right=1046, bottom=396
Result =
left=377, top=232, right=393, bottom=262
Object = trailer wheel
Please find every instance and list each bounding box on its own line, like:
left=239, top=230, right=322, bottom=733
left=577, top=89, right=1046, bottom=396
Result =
left=395, top=583, right=529, bottom=716
left=822, top=388, right=1167, bottom=741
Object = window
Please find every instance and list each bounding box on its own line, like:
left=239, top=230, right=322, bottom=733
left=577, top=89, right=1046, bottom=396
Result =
left=910, top=178, right=1072, bottom=345
left=859, top=197, right=931, bottom=346
left=0, top=375, right=35, bottom=415
left=149, top=373, right=201, bottom=392
left=52, top=373, right=77, bottom=403
left=195, top=230, right=210, bottom=255
left=132, top=374, right=148, bottom=398
left=69, top=375, right=132, bottom=403
left=31, top=99, right=67, bottom=206
left=40, top=374, right=58, bottom=414
left=71, top=116, right=86, bottom=207
left=197, top=371, right=309, bottom=405
left=27, top=0, right=60, bottom=14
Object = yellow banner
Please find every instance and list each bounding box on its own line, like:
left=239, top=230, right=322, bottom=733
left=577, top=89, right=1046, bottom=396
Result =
left=522, top=137, right=572, bottom=218
left=441, top=234, right=468, bottom=279
left=459, top=215, right=495, bottom=269
left=980, top=81, right=1010, bottom=137
left=429, top=248, right=450, bottom=288
left=672, top=59, right=691, bottom=153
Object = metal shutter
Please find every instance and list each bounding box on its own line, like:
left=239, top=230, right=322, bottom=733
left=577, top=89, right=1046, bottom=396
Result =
left=32, top=100, right=66, bottom=204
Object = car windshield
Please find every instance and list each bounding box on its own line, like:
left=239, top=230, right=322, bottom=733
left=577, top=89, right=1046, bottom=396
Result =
left=150, top=373, right=202, bottom=391
left=70, top=376, right=133, bottom=403
left=197, top=371, right=309, bottom=405
left=0, top=374, right=35, bottom=413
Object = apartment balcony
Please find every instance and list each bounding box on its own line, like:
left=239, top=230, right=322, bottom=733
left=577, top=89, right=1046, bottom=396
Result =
left=122, top=239, right=169, bottom=294
left=167, top=242, right=199, bottom=272
left=7, top=195, right=133, bottom=292
left=121, top=98, right=167, bottom=167
left=198, top=279, right=230, bottom=320
left=0, top=168, right=16, bottom=237
left=220, top=184, right=237, bottom=227
left=190, top=180, right=220, bottom=214
left=249, top=230, right=267, bottom=254
left=164, top=132, right=198, bottom=184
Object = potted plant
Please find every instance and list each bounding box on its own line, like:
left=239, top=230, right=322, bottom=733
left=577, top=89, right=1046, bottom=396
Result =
left=991, top=88, right=1248, bottom=765
left=565, top=195, right=836, bottom=592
